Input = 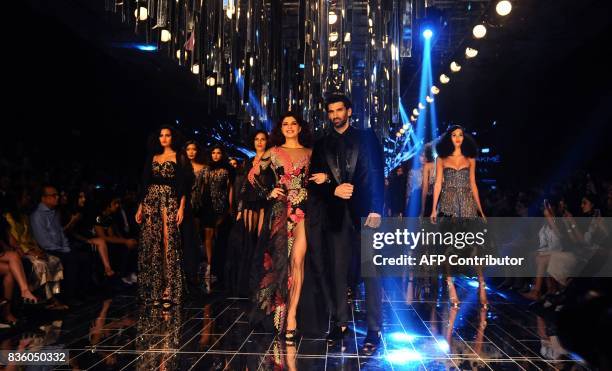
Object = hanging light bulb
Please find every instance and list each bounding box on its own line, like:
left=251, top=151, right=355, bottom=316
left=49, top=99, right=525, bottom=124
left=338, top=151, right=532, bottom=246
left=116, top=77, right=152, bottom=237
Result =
left=344, top=32, right=351, bottom=42
left=329, top=49, right=337, bottom=57
left=249, top=56, right=254, bottom=67
left=217, top=87, right=223, bottom=96
left=332, top=64, right=339, bottom=70
left=431, top=86, right=440, bottom=95
left=496, top=1, right=512, bottom=16
left=465, top=47, right=478, bottom=58
left=402, top=124, right=409, bottom=130
left=191, top=64, right=200, bottom=74
left=368, top=18, right=373, bottom=27
left=160, top=29, right=172, bottom=42
left=399, top=128, right=405, bottom=134
left=176, top=50, right=182, bottom=59
left=410, top=115, right=416, bottom=122
left=371, top=38, right=375, bottom=46
left=450, top=61, right=462, bottom=72
left=134, top=7, right=148, bottom=21
left=396, top=132, right=402, bottom=138
left=329, top=32, right=339, bottom=42
left=472, top=24, right=487, bottom=39
left=426, top=95, right=434, bottom=103
left=412, top=109, right=420, bottom=116
left=418, top=102, right=426, bottom=110
left=206, top=76, right=216, bottom=86
left=440, top=74, right=450, bottom=84
left=328, top=11, right=338, bottom=25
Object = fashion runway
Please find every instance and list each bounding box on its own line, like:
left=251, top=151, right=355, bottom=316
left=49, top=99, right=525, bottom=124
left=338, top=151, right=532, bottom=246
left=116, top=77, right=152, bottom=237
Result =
left=4, top=278, right=586, bottom=370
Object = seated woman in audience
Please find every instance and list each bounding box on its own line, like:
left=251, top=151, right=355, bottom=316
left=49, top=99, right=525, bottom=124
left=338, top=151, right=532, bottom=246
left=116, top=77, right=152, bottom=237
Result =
left=3, top=189, right=66, bottom=309
left=63, top=189, right=115, bottom=278
left=93, top=193, right=138, bottom=285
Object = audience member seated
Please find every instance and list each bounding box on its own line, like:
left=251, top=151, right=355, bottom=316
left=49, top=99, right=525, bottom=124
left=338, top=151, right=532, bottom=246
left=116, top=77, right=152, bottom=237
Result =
left=3, top=188, right=66, bottom=309
left=62, top=189, right=115, bottom=278
left=93, top=193, right=138, bottom=285
left=30, top=185, right=91, bottom=307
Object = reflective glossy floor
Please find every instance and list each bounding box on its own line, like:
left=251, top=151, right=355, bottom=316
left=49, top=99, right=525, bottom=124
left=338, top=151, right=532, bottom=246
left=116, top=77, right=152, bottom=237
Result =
left=0, top=278, right=589, bottom=370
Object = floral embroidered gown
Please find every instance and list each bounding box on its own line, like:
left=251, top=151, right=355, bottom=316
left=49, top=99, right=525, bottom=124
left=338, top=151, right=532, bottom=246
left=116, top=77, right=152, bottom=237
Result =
left=249, top=146, right=311, bottom=332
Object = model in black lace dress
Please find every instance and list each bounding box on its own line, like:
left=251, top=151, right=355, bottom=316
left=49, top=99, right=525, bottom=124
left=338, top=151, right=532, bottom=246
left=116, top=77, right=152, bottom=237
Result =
left=135, top=126, right=191, bottom=307
left=430, top=125, right=488, bottom=308
left=183, top=141, right=206, bottom=285
left=201, top=145, right=232, bottom=284
left=227, top=130, right=269, bottom=297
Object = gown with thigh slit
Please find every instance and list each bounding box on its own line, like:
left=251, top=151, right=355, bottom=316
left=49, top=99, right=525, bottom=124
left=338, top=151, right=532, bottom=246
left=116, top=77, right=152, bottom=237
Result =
left=138, top=158, right=189, bottom=304
left=249, top=146, right=311, bottom=333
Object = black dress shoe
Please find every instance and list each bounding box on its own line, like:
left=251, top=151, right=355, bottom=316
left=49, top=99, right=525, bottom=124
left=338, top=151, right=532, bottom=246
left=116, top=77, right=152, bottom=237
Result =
left=326, top=326, right=349, bottom=344
left=361, top=330, right=381, bottom=355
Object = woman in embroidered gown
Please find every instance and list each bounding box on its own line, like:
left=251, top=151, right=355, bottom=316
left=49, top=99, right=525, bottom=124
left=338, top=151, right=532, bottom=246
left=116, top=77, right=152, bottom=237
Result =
left=430, top=125, right=488, bottom=308
left=250, top=113, right=312, bottom=344
left=227, top=130, right=269, bottom=297
left=135, top=126, right=190, bottom=307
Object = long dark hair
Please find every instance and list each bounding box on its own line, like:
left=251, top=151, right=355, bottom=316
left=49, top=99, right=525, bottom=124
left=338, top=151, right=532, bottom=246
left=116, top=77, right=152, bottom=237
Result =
left=269, top=112, right=313, bottom=148
left=208, top=144, right=229, bottom=169
left=147, top=125, right=185, bottom=156
left=423, top=142, right=435, bottom=163
left=251, top=130, right=270, bottom=151
left=435, top=125, right=478, bottom=158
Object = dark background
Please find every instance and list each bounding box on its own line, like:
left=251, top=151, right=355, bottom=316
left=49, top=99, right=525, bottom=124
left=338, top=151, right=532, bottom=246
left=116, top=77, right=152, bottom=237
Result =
left=4, top=0, right=612, bottom=189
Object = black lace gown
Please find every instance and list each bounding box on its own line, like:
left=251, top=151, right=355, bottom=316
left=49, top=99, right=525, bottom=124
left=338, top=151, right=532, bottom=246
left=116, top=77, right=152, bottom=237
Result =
left=138, top=158, right=190, bottom=304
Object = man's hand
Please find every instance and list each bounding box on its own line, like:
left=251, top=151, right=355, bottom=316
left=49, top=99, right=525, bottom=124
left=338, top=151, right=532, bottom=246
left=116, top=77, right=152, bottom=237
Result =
left=364, top=213, right=381, bottom=228
left=309, top=173, right=328, bottom=184
left=334, top=183, right=354, bottom=199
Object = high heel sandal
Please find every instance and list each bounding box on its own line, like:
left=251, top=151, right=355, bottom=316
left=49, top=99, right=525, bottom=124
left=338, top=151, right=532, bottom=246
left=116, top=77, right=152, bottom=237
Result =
left=284, top=329, right=299, bottom=345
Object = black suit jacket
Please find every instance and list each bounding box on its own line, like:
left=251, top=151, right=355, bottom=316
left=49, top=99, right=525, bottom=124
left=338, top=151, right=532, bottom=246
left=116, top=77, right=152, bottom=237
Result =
left=309, top=126, right=385, bottom=230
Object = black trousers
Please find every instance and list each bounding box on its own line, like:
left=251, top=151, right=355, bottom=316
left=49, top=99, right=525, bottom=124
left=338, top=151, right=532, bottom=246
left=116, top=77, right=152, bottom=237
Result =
left=328, top=208, right=382, bottom=332
left=48, top=249, right=91, bottom=300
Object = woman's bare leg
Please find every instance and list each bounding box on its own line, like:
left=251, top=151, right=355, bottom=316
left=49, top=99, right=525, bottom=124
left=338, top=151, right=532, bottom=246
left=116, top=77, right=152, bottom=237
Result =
left=204, top=228, right=214, bottom=280
left=0, top=251, right=36, bottom=302
left=257, top=208, right=265, bottom=236
left=0, top=263, right=17, bottom=323
left=286, top=221, right=307, bottom=332
left=89, top=238, right=114, bottom=276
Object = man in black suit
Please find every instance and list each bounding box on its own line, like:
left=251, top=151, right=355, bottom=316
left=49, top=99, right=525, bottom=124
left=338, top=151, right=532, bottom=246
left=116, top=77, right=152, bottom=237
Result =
left=309, top=94, right=384, bottom=354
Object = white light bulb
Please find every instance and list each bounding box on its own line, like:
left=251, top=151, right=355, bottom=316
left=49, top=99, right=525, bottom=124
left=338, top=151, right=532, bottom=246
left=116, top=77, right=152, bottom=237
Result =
left=134, top=7, right=148, bottom=21
left=191, top=64, right=200, bottom=74
left=431, top=86, right=440, bottom=95
left=450, top=61, right=462, bottom=72
left=328, top=12, right=338, bottom=25
left=465, top=47, right=478, bottom=58
left=160, top=29, right=171, bottom=42
left=473, top=24, right=487, bottom=39
left=496, top=1, right=512, bottom=16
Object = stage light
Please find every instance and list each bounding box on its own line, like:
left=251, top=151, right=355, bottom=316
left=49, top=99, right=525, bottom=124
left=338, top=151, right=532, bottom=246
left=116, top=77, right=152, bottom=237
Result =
left=396, top=132, right=402, bottom=137
left=134, top=7, right=148, bottom=21
left=473, top=24, right=487, bottom=39
left=249, top=56, right=254, bottom=66
left=161, top=29, right=172, bottom=42
left=389, top=332, right=416, bottom=342
left=344, top=32, right=351, bottom=42
left=402, top=124, right=409, bottom=130
left=206, top=76, right=216, bottom=86
left=328, top=11, right=338, bottom=25
left=176, top=50, right=181, bottom=59
left=431, top=86, right=440, bottom=95
left=418, top=102, right=425, bottom=110
left=386, top=349, right=423, bottom=365
left=422, top=29, right=433, bottom=39
left=329, top=32, right=339, bottom=42
left=440, top=74, right=450, bottom=84
left=450, top=61, right=462, bottom=72
left=191, top=64, right=200, bottom=74
left=412, top=109, right=419, bottom=116
left=496, top=1, right=512, bottom=16
left=465, top=47, right=478, bottom=58
left=426, top=95, right=434, bottom=103
left=410, top=115, right=416, bottom=122
left=217, top=87, right=222, bottom=95
left=226, top=8, right=233, bottom=19
left=134, top=44, right=157, bottom=51
left=399, top=128, right=405, bottom=134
